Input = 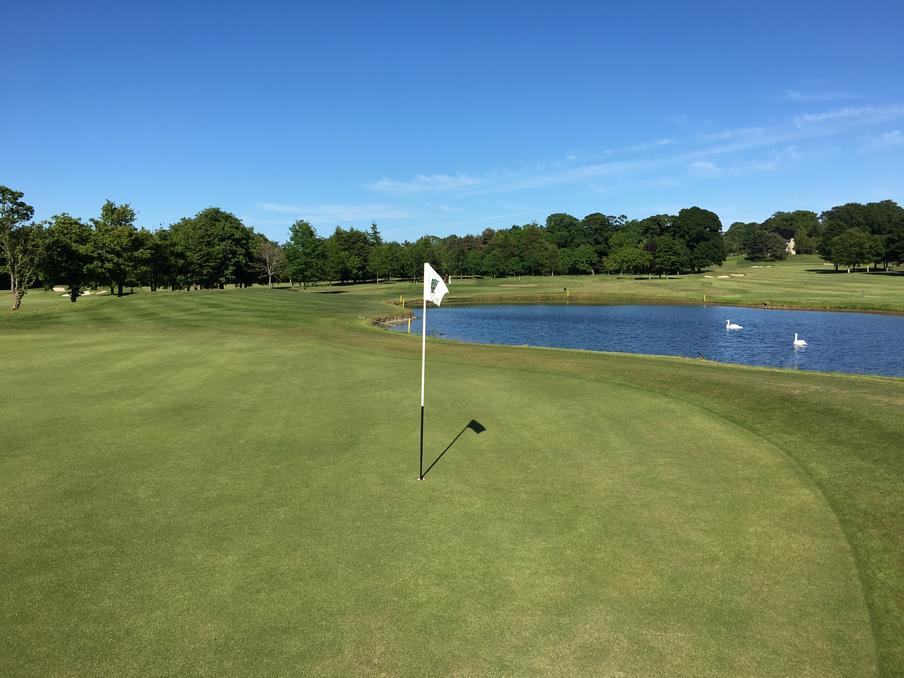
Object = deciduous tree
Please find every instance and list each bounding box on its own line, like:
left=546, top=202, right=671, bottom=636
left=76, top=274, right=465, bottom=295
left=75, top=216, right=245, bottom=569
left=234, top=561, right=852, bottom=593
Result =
left=90, top=200, right=139, bottom=296
left=0, top=186, right=41, bottom=310
left=284, top=220, right=323, bottom=288
left=603, top=245, right=652, bottom=275
left=43, top=214, right=94, bottom=301
left=256, top=237, right=286, bottom=288
left=746, top=229, right=787, bottom=261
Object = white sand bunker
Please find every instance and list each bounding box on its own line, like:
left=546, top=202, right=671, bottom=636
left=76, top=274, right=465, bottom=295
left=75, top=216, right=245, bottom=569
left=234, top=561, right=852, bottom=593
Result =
left=703, top=275, right=714, bottom=278
left=717, top=275, right=730, bottom=279
left=730, top=273, right=745, bottom=277
left=52, top=286, right=66, bottom=292
left=96, top=290, right=109, bottom=295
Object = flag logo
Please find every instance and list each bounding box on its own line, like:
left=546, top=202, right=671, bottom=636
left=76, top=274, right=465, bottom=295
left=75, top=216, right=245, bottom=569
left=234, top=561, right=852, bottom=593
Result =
left=423, top=263, right=449, bottom=306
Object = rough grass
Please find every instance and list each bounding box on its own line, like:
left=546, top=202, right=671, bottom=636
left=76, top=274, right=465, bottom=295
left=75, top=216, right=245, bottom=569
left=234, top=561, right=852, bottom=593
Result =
left=1, top=263, right=902, bottom=676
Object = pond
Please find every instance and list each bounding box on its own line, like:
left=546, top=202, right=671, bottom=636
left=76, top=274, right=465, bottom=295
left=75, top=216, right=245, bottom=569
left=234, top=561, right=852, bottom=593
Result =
left=392, top=304, right=904, bottom=378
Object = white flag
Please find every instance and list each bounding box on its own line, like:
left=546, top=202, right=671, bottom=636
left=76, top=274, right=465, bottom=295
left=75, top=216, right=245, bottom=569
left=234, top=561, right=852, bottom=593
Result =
left=423, top=263, right=449, bottom=306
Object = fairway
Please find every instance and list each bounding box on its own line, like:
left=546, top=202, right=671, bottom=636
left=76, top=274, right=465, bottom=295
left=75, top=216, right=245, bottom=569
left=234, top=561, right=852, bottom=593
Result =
left=2, top=276, right=903, bottom=676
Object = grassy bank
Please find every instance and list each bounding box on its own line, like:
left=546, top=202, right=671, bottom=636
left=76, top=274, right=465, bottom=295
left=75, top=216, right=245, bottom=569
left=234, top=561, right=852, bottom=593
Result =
left=405, top=255, right=902, bottom=314
left=1, top=277, right=902, bottom=676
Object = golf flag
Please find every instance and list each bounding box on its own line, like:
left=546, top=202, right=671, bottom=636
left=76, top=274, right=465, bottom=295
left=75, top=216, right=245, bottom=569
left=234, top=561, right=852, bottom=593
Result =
left=423, top=263, right=449, bottom=307
left=419, top=263, right=449, bottom=480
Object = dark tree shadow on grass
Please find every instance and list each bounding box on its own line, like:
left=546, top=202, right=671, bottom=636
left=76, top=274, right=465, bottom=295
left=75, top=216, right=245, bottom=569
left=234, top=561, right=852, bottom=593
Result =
left=422, top=419, right=486, bottom=479
left=806, top=268, right=904, bottom=276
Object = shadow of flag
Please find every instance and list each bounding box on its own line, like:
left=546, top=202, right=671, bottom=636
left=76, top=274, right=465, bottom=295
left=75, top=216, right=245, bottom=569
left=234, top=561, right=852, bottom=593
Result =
left=467, top=420, right=486, bottom=434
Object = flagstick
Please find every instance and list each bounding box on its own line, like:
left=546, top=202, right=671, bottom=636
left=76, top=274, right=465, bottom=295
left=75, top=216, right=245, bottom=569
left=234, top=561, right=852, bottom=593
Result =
left=419, top=298, right=427, bottom=480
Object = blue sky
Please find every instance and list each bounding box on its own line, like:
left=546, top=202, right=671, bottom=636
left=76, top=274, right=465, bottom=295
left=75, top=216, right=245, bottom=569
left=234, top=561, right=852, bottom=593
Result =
left=3, top=1, right=904, bottom=242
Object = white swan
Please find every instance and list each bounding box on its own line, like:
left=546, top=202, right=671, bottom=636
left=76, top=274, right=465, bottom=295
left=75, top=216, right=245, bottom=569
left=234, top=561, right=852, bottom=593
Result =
left=725, top=319, right=743, bottom=330
left=793, top=333, right=807, bottom=348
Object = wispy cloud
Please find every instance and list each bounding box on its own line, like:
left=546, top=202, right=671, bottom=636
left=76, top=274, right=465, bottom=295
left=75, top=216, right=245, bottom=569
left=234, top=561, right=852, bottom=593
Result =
left=783, top=88, right=857, bottom=103
left=687, top=160, right=721, bottom=176
left=793, top=103, right=904, bottom=128
left=363, top=101, right=904, bottom=198
left=364, top=173, right=480, bottom=194
left=700, top=126, right=766, bottom=142
left=433, top=203, right=463, bottom=213
left=863, top=129, right=904, bottom=150
left=603, top=138, right=674, bottom=155
left=745, top=160, right=779, bottom=172
left=258, top=202, right=413, bottom=223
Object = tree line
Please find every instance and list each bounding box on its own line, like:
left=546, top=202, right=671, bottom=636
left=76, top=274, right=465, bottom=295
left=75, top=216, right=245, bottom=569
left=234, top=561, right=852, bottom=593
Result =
left=1, top=187, right=283, bottom=309
left=285, top=206, right=727, bottom=285
left=3, top=183, right=903, bottom=311
left=723, top=201, right=904, bottom=271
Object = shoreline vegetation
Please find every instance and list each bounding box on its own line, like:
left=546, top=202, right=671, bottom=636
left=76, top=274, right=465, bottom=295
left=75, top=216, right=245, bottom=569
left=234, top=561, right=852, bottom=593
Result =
left=402, top=296, right=904, bottom=316
left=377, top=254, right=904, bottom=315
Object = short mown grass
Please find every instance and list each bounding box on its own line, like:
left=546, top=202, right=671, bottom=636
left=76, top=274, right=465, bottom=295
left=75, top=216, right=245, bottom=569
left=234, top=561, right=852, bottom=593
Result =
left=1, top=260, right=902, bottom=676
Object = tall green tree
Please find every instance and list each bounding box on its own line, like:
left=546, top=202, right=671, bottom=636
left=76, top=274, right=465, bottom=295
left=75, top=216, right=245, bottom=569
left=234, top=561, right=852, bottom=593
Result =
left=0, top=186, right=41, bottom=310
left=569, top=243, right=599, bottom=274
left=128, top=228, right=158, bottom=290
left=483, top=230, right=520, bottom=277
left=819, top=203, right=870, bottom=267
left=581, top=213, right=613, bottom=258
left=830, top=229, right=873, bottom=272
left=408, top=236, right=440, bottom=279
left=368, top=222, right=383, bottom=246
left=603, top=245, right=651, bottom=275
left=327, top=226, right=372, bottom=282
left=723, top=221, right=759, bottom=256
left=650, top=236, right=690, bottom=277
left=673, top=206, right=725, bottom=271
left=886, top=227, right=904, bottom=265
left=545, top=213, right=583, bottom=249
left=43, top=214, right=94, bottom=301
left=516, top=223, right=552, bottom=275
left=169, top=208, right=257, bottom=288
left=284, top=220, right=323, bottom=288
left=746, top=229, right=787, bottom=261
left=90, top=200, right=139, bottom=296
left=368, top=243, right=395, bottom=282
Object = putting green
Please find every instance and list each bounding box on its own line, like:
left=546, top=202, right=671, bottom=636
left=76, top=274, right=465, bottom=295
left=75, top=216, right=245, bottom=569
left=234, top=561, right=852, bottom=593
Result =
left=1, top=282, right=901, bottom=676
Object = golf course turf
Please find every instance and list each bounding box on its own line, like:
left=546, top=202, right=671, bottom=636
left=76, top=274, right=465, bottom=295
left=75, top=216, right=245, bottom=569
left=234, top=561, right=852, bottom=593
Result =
left=2, top=256, right=903, bottom=676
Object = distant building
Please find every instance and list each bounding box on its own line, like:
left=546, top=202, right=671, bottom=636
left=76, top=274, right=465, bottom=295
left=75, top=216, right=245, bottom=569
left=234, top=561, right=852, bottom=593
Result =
left=785, top=237, right=796, bottom=256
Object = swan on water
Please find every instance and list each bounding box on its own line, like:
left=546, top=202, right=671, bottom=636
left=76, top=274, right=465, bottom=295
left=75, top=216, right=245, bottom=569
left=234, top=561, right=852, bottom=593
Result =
left=725, top=320, right=743, bottom=330
left=793, top=333, right=808, bottom=348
